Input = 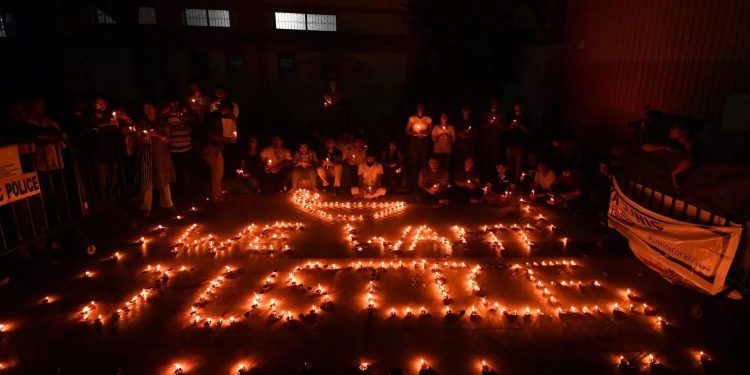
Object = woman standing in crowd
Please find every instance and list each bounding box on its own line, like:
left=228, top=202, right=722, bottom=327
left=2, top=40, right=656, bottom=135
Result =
left=405, top=104, right=432, bottom=190
left=134, top=102, right=175, bottom=217
left=431, top=112, right=455, bottom=173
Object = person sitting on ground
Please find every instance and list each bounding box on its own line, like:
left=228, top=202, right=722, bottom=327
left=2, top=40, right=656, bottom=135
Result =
left=641, top=117, right=703, bottom=188
left=482, top=164, right=513, bottom=206
left=452, top=157, right=482, bottom=204
left=317, top=138, right=343, bottom=192
left=351, top=152, right=386, bottom=199
left=417, top=156, right=451, bottom=205
left=380, top=140, right=405, bottom=192
left=259, top=136, right=292, bottom=192
left=550, top=164, right=583, bottom=207
left=291, top=142, right=319, bottom=190
left=342, top=137, right=367, bottom=187
left=238, top=136, right=262, bottom=193
left=529, top=161, right=556, bottom=201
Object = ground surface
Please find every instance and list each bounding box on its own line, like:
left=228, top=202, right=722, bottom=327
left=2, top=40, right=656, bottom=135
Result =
left=0, top=190, right=746, bottom=375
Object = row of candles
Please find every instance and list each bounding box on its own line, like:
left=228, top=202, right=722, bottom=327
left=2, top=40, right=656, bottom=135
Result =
left=165, top=350, right=714, bottom=375
left=291, top=189, right=407, bottom=222
left=170, top=222, right=304, bottom=256
left=177, top=258, right=669, bottom=328
left=76, top=264, right=193, bottom=324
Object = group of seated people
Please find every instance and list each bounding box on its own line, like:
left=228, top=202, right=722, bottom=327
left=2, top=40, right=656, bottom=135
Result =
left=237, top=134, right=587, bottom=208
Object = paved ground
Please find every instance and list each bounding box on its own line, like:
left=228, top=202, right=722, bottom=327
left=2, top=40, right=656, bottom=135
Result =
left=0, top=190, right=746, bottom=374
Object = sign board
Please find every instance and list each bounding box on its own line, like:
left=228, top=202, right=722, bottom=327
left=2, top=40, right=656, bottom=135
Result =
left=0, top=172, right=42, bottom=206
left=608, top=178, right=742, bottom=295
left=0, top=145, right=22, bottom=179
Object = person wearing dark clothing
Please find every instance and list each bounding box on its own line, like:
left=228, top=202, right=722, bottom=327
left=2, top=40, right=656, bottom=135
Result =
left=483, top=164, right=513, bottom=206
left=478, top=98, right=503, bottom=180
left=317, top=138, right=344, bottom=190
left=452, top=157, right=482, bottom=204
left=551, top=166, right=583, bottom=207
left=503, top=101, right=531, bottom=181
left=454, top=105, right=477, bottom=165
left=380, top=141, right=405, bottom=192
left=641, top=118, right=704, bottom=188
left=417, top=157, right=450, bottom=205
left=238, top=136, right=262, bottom=193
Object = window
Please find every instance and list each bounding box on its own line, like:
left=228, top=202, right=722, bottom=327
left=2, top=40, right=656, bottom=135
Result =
left=208, top=9, right=230, bottom=27
left=306, top=14, right=336, bottom=32
left=278, top=53, right=296, bottom=82
left=95, top=8, right=116, bottom=24
left=185, top=8, right=230, bottom=27
left=0, top=15, right=7, bottom=38
left=274, top=12, right=336, bottom=31
left=275, top=12, right=306, bottom=30
left=138, top=7, right=157, bottom=25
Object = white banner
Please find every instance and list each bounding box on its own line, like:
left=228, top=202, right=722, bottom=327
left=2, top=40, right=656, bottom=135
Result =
left=608, top=179, right=742, bottom=295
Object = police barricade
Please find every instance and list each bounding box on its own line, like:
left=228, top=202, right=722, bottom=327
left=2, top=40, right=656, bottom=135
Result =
left=0, top=127, right=131, bottom=256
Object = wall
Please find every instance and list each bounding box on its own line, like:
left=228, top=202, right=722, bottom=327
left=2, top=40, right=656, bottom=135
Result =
left=551, top=0, right=750, bottom=158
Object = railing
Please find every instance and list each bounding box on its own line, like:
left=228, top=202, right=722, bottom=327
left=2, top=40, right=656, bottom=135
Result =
left=617, top=176, right=749, bottom=288
left=0, top=127, right=131, bottom=255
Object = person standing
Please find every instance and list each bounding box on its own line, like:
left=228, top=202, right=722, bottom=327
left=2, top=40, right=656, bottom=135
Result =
left=135, top=102, right=175, bottom=216
left=503, top=100, right=531, bottom=181
left=431, top=112, right=455, bottom=173
left=405, top=104, right=432, bottom=190
left=479, top=98, right=503, bottom=180
left=454, top=105, right=477, bottom=165
left=161, top=99, right=195, bottom=203
left=203, top=100, right=238, bottom=202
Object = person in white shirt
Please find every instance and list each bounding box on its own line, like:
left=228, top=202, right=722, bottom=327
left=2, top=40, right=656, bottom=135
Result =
left=210, top=86, right=240, bottom=119
left=259, top=137, right=293, bottom=192
left=351, top=153, right=386, bottom=199
left=405, top=103, right=432, bottom=190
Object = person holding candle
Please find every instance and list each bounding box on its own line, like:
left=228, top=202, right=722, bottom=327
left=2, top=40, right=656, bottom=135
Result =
left=186, top=81, right=210, bottom=128
left=551, top=164, right=583, bottom=207
left=482, top=163, right=513, bottom=206
left=238, top=136, right=262, bottom=193
left=209, top=85, right=239, bottom=119
left=417, top=156, right=450, bottom=205
left=316, top=138, right=343, bottom=192
left=342, top=137, right=367, bottom=188
left=203, top=100, right=238, bottom=202
left=530, top=161, right=556, bottom=201
left=259, top=136, right=293, bottom=192
left=162, top=99, right=196, bottom=203
left=479, top=98, right=504, bottom=180
left=351, top=152, right=386, bottom=199
left=405, top=104, right=432, bottom=191
left=503, top=99, right=531, bottom=181
left=454, top=104, right=477, bottom=165
left=452, top=156, right=482, bottom=204
left=135, top=102, right=175, bottom=216
left=291, top=142, right=319, bottom=190
left=431, top=112, right=456, bottom=173
left=380, top=140, right=405, bottom=192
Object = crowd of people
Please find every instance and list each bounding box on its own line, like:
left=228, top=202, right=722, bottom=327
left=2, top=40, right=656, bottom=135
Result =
left=1, top=81, right=621, bottom=229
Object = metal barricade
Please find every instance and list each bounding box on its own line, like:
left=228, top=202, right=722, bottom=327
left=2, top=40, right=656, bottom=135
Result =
left=0, top=127, right=131, bottom=256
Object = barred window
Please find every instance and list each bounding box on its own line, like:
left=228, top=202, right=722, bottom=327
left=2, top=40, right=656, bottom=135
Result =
left=306, top=14, right=336, bottom=32
left=208, top=9, right=230, bottom=27
left=274, top=12, right=336, bottom=31
left=95, top=8, right=116, bottom=24
left=185, top=9, right=208, bottom=26
left=275, top=12, right=306, bottom=30
left=138, top=7, right=157, bottom=25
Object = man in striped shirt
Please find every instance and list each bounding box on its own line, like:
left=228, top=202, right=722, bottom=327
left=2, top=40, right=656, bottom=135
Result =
left=162, top=99, right=195, bottom=202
